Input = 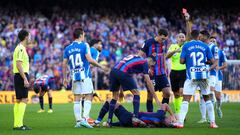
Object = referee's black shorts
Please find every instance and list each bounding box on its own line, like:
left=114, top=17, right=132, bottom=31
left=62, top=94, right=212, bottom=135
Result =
left=14, top=73, right=29, bottom=100
left=170, top=70, right=186, bottom=92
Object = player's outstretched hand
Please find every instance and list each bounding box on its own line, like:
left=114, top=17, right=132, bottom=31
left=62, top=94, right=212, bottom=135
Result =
left=156, top=99, right=162, bottom=108
left=24, top=79, right=30, bottom=88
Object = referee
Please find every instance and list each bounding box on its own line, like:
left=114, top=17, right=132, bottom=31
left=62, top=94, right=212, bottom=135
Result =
left=166, top=33, right=186, bottom=119
left=13, top=29, right=32, bottom=130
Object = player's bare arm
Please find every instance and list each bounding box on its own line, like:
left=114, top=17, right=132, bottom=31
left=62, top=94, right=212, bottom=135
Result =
left=62, top=59, right=68, bottom=87
left=16, top=60, right=29, bottom=88
left=144, top=74, right=161, bottom=106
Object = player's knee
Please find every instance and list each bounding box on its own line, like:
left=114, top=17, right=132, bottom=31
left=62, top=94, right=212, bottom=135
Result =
left=183, top=95, right=191, bottom=102
left=112, top=92, right=119, bottom=100
left=84, top=94, right=93, bottom=100
left=202, top=95, right=210, bottom=101
left=131, top=89, right=139, bottom=95
left=174, top=91, right=181, bottom=98
left=21, top=98, right=28, bottom=103
left=163, top=88, right=171, bottom=97
left=48, top=90, right=53, bottom=97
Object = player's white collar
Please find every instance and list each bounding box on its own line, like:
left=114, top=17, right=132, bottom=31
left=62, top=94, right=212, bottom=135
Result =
left=73, top=41, right=83, bottom=44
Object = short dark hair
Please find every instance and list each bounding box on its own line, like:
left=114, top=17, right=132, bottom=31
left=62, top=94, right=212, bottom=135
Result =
left=209, top=36, right=216, bottom=39
left=18, top=29, right=29, bottom=42
left=73, top=27, right=84, bottom=39
left=200, top=30, right=210, bottom=39
left=191, top=30, right=199, bottom=39
left=90, top=39, right=101, bottom=47
left=158, top=29, right=168, bottom=36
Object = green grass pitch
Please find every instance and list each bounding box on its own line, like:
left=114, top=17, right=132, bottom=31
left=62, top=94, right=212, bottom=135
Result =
left=0, top=103, right=239, bottom=135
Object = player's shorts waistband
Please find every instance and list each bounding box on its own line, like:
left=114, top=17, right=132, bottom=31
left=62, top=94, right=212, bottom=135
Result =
left=171, top=69, right=186, bottom=73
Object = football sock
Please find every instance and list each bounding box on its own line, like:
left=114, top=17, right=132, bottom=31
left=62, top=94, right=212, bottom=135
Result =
left=179, top=101, right=189, bottom=124
left=49, top=97, right=52, bottom=109
left=210, top=92, right=216, bottom=105
left=206, top=100, right=215, bottom=123
left=162, top=97, right=169, bottom=104
left=13, top=103, right=19, bottom=127
left=39, top=96, right=44, bottom=110
left=199, top=96, right=206, bottom=119
left=83, top=100, right=92, bottom=119
left=73, top=101, right=82, bottom=121
left=82, top=100, right=84, bottom=108
left=18, top=102, right=26, bottom=127
left=133, top=95, right=140, bottom=117
left=146, top=100, right=153, bottom=112
left=107, top=99, right=117, bottom=124
left=97, top=101, right=110, bottom=122
left=173, top=96, right=183, bottom=114
left=216, top=99, right=222, bottom=109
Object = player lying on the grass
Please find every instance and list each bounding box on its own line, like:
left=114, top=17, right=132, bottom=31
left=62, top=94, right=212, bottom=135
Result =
left=107, top=54, right=161, bottom=126
left=33, top=75, right=55, bottom=113
left=93, top=101, right=176, bottom=128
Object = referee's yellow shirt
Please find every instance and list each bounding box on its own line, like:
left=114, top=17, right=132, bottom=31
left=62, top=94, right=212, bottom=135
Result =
left=168, top=44, right=186, bottom=70
left=13, top=44, right=29, bottom=73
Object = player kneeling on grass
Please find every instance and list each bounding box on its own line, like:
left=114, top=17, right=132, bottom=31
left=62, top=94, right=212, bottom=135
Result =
left=93, top=101, right=176, bottom=128
left=33, top=75, right=55, bottom=113
left=107, top=54, right=161, bottom=126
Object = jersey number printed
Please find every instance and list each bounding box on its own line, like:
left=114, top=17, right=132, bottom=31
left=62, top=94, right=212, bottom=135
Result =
left=123, top=55, right=137, bottom=61
left=190, top=52, right=204, bottom=66
left=69, top=54, right=83, bottom=69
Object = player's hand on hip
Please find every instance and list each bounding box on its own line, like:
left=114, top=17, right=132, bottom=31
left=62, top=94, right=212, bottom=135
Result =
left=24, top=79, right=30, bottom=88
left=156, top=99, right=162, bottom=107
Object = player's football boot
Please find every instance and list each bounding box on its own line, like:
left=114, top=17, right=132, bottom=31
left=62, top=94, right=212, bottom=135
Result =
left=210, top=122, right=218, bottom=128
left=74, top=121, right=82, bottom=128
left=172, top=122, right=184, bottom=128
left=13, top=125, right=32, bottom=130
left=80, top=120, right=93, bottom=128
left=87, top=118, right=95, bottom=125
left=197, top=118, right=207, bottom=123
left=37, top=109, right=45, bottom=113
left=216, top=107, right=223, bottom=118
left=48, top=109, right=53, bottom=113
left=92, top=120, right=101, bottom=127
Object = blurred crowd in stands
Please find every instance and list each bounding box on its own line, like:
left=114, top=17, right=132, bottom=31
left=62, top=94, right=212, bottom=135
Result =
left=0, top=1, right=239, bottom=90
